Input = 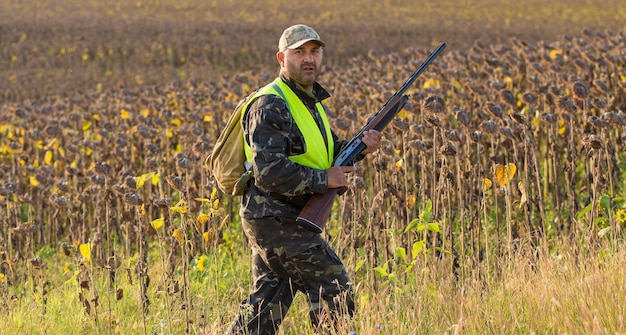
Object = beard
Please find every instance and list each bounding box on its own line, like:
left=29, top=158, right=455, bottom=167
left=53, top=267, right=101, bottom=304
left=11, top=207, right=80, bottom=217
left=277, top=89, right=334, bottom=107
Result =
left=285, top=60, right=320, bottom=88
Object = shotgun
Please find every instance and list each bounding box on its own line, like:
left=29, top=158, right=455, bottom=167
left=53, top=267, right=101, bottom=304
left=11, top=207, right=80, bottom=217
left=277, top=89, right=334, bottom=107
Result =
left=296, top=42, right=447, bottom=233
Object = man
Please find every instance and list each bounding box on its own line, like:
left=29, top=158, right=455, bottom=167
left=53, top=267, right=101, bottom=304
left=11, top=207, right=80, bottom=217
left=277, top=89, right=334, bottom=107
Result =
left=227, top=24, right=381, bottom=335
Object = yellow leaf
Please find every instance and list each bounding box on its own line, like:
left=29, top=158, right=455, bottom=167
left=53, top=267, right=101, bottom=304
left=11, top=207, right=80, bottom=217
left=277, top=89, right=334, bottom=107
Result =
left=549, top=49, right=563, bottom=59
left=120, top=108, right=131, bottom=120
left=209, top=207, right=224, bottom=216
left=44, top=150, right=53, bottom=165
left=63, top=262, right=75, bottom=275
left=136, top=177, right=145, bottom=189
left=172, top=228, right=184, bottom=244
left=423, top=77, right=441, bottom=89
left=212, top=199, right=220, bottom=209
left=79, top=243, right=91, bottom=263
left=196, top=213, right=210, bottom=225
left=140, top=108, right=150, bottom=118
left=171, top=118, right=182, bottom=127
left=196, top=255, right=208, bottom=271
left=82, top=121, right=92, bottom=131
left=0, top=144, right=12, bottom=156
left=395, top=159, right=404, bottom=169
left=407, top=195, right=417, bottom=210
left=173, top=143, right=182, bottom=154
left=203, top=115, right=213, bottom=123
left=0, top=273, right=4, bottom=284
left=30, top=176, right=40, bottom=187
left=137, top=172, right=154, bottom=189
left=494, top=163, right=517, bottom=188
left=503, top=75, right=513, bottom=90
left=203, top=230, right=218, bottom=245
left=151, top=173, right=160, bottom=185
left=507, top=163, right=517, bottom=179
left=33, top=292, right=42, bottom=304
left=170, top=206, right=188, bottom=214
left=194, top=198, right=211, bottom=203
left=483, top=178, right=493, bottom=190
left=151, top=217, right=165, bottom=230
left=450, top=78, right=463, bottom=89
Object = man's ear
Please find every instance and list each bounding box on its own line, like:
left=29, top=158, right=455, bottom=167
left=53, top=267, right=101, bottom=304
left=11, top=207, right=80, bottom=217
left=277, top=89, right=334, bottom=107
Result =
left=276, top=51, right=285, bottom=67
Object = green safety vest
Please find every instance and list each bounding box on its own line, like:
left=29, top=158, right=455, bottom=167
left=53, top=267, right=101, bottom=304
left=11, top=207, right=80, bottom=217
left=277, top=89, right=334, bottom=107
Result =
left=242, top=78, right=334, bottom=170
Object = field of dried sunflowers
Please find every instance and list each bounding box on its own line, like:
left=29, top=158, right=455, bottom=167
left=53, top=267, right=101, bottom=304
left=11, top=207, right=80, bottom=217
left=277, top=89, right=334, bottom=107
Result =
left=1, top=0, right=626, bottom=334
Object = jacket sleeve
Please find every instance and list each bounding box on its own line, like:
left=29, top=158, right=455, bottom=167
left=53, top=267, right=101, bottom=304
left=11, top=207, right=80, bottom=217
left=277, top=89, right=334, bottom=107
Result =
left=243, top=95, right=328, bottom=196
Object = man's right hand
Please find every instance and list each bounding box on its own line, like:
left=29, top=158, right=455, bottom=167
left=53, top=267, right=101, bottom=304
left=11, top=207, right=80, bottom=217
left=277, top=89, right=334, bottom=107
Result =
left=326, top=166, right=357, bottom=189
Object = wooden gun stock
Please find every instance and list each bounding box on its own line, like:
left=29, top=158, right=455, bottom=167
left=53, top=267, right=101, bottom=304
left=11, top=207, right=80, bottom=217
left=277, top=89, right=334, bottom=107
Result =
left=296, top=42, right=446, bottom=233
left=295, top=188, right=343, bottom=233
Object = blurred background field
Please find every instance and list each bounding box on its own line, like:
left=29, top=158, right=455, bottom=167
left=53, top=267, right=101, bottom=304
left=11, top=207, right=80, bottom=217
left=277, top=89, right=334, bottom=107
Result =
left=1, top=0, right=625, bottom=102
left=1, top=1, right=626, bottom=334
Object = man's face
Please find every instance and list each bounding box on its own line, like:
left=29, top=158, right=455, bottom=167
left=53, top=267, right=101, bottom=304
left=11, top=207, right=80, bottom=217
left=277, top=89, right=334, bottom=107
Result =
left=278, top=41, right=323, bottom=91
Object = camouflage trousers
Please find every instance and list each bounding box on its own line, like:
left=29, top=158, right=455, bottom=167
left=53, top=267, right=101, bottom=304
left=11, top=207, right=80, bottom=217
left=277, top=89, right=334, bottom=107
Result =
left=226, top=216, right=355, bottom=335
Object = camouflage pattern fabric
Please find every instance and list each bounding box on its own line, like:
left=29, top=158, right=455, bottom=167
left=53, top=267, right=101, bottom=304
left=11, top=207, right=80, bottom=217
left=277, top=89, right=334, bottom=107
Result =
left=239, top=74, right=348, bottom=220
left=227, top=75, right=355, bottom=334
left=226, top=216, right=355, bottom=335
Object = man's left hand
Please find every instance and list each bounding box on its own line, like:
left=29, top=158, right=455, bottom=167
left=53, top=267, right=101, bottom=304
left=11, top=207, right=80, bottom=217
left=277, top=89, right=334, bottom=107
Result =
left=360, top=129, right=382, bottom=155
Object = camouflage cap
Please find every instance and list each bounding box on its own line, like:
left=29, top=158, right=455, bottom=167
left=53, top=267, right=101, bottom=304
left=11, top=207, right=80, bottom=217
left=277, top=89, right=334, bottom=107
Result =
left=278, top=24, right=326, bottom=52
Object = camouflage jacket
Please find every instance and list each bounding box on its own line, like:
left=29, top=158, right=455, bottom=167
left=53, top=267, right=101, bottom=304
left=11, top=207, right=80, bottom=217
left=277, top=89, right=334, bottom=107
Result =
left=240, top=74, right=347, bottom=220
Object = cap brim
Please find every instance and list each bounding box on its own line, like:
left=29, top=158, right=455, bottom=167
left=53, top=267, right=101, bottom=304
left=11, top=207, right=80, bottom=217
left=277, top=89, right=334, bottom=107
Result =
left=287, top=39, right=326, bottom=50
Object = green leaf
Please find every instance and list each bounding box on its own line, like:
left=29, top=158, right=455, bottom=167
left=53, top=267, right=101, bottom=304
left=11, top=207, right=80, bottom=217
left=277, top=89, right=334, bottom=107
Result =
left=435, top=246, right=452, bottom=255
left=374, top=266, right=389, bottom=278
left=395, top=247, right=407, bottom=261
left=424, top=199, right=432, bottom=213
left=412, top=240, right=425, bottom=258
left=426, top=222, right=440, bottom=232
left=386, top=273, right=396, bottom=285
left=404, top=218, right=420, bottom=232
left=599, top=195, right=611, bottom=212
left=404, top=260, right=416, bottom=273
left=355, top=259, right=366, bottom=272
left=577, top=202, right=594, bottom=219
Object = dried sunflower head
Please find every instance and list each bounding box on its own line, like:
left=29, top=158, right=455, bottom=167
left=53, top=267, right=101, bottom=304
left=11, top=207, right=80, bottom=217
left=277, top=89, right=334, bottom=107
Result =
left=581, top=134, right=603, bottom=149
left=422, top=95, right=446, bottom=114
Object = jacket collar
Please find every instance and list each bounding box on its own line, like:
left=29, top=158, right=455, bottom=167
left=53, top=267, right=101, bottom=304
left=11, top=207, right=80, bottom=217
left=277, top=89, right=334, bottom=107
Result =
left=279, top=72, right=331, bottom=103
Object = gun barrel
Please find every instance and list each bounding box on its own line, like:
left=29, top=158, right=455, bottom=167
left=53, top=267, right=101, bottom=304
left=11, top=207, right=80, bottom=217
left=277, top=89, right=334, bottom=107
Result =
left=392, top=42, right=446, bottom=98
left=296, top=42, right=447, bottom=233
